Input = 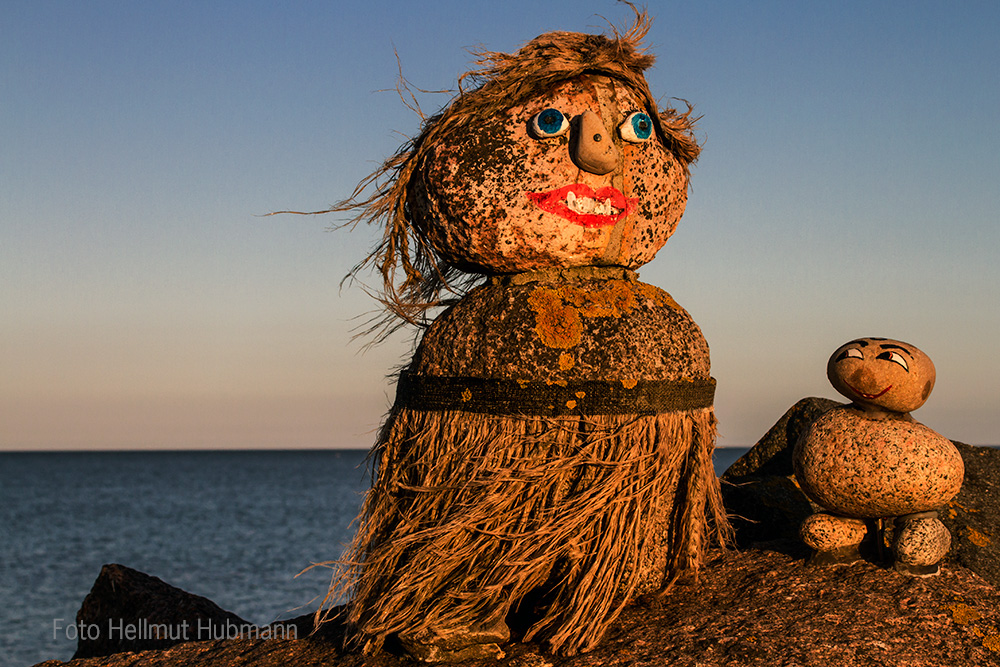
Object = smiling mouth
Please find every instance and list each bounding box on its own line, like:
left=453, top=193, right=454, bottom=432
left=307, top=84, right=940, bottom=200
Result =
left=526, top=184, right=638, bottom=228
left=846, top=382, right=892, bottom=400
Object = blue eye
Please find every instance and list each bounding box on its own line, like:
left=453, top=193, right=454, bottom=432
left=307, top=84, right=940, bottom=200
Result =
left=530, top=108, right=570, bottom=138
left=620, top=111, right=654, bottom=142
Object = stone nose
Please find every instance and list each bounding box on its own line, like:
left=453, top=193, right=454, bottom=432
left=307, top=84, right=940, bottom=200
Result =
left=571, top=110, right=619, bottom=175
left=850, top=367, right=880, bottom=393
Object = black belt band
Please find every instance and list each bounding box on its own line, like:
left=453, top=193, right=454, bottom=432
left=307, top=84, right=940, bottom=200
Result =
left=395, top=372, right=716, bottom=416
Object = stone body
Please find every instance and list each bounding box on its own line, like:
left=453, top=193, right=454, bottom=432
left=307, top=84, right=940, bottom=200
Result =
left=795, top=406, right=964, bottom=518
left=394, top=267, right=715, bottom=595
left=793, top=338, right=964, bottom=573
left=411, top=268, right=710, bottom=385
left=356, top=269, right=722, bottom=654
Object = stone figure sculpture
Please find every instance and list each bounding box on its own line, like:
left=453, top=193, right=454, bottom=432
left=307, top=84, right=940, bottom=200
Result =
left=794, top=337, right=964, bottom=575
left=315, top=11, right=730, bottom=660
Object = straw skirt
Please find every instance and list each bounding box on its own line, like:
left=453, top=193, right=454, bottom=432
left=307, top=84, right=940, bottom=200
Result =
left=331, top=268, right=729, bottom=655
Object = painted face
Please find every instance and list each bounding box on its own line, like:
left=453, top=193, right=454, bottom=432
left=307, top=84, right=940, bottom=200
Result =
left=827, top=337, right=936, bottom=414
left=409, top=74, right=690, bottom=273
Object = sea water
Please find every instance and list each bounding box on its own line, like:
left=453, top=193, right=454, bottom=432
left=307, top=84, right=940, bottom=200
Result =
left=1, top=447, right=749, bottom=667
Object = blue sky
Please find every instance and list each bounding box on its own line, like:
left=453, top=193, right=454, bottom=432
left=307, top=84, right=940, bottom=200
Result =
left=3, top=1, right=999, bottom=450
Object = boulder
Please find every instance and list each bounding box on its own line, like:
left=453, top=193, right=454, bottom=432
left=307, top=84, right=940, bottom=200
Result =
left=71, top=564, right=252, bottom=659
left=943, top=441, right=1000, bottom=587
left=721, top=397, right=839, bottom=545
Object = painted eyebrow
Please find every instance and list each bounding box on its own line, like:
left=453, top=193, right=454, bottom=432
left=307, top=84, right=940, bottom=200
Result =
left=847, top=340, right=870, bottom=347
left=878, top=344, right=912, bottom=355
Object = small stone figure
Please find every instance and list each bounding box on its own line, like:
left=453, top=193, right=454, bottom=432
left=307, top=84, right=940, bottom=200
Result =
left=794, top=337, right=964, bottom=575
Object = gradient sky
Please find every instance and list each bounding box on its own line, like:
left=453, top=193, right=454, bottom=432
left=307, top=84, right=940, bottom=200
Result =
left=3, top=1, right=999, bottom=450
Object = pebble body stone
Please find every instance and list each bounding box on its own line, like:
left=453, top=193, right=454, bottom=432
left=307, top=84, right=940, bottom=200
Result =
left=793, top=337, right=965, bottom=573
left=894, top=516, right=953, bottom=567
left=410, top=267, right=710, bottom=385
left=799, top=513, right=868, bottom=551
left=398, top=266, right=714, bottom=595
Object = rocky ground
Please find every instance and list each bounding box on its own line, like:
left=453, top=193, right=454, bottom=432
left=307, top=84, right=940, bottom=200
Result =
left=31, top=398, right=1000, bottom=667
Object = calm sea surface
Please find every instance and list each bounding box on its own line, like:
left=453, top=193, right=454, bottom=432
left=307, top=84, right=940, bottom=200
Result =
left=1, top=448, right=749, bottom=667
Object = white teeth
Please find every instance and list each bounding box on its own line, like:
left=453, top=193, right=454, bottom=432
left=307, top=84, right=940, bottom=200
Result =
left=565, top=190, right=619, bottom=216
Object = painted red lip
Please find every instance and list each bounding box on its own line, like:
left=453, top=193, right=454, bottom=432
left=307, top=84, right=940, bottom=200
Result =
left=526, top=184, right=638, bottom=229
left=846, top=382, right=892, bottom=400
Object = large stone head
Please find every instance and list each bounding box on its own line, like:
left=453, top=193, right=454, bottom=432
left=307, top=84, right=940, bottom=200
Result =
left=339, top=12, right=699, bottom=325
left=406, top=25, right=700, bottom=274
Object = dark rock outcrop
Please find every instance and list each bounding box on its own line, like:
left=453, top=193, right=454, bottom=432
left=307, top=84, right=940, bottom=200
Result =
left=942, top=441, right=1000, bottom=587
left=71, top=564, right=252, bottom=659
left=721, top=397, right=840, bottom=545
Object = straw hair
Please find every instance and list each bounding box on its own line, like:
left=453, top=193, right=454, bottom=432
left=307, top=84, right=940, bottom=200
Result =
left=284, top=7, right=700, bottom=337
left=319, top=405, right=729, bottom=656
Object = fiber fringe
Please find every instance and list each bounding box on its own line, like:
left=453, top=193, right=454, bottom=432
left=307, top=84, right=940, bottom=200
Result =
left=319, top=406, right=731, bottom=656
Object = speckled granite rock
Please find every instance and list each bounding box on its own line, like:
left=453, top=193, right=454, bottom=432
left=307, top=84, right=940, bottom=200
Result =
left=722, top=397, right=1000, bottom=588
left=894, top=515, right=952, bottom=567
left=794, top=406, right=964, bottom=518
left=800, top=512, right=867, bottom=551
left=826, top=337, right=936, bottom=414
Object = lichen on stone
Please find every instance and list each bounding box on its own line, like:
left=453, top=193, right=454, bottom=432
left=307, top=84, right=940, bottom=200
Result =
left=949, top=602, right=982, bottom=625
left=528, top=287, right=584, bottom=348
left=966, top=526, right=993, bottom=547
left=941, top=602, right=1000, bottom=653
left=527, top=280, right=680, bottom=350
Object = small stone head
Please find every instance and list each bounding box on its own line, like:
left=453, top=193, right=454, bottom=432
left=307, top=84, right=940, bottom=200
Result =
left=827, top=337, right=936, bottom=414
